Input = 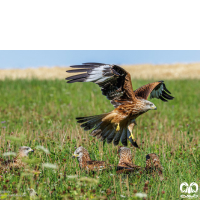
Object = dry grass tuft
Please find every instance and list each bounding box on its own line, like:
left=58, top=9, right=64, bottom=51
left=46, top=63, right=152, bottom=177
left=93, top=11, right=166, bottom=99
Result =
left=1, top=63, right=200, bottom=80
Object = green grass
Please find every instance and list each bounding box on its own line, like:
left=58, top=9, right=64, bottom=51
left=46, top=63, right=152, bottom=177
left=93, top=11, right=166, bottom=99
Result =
left=0, top=79, right=200, bottom=200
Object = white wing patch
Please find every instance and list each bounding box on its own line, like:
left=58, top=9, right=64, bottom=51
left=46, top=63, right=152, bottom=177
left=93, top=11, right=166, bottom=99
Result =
left=150, top=84, right=163, bottom=99
left=85, top=65, right=111, bottom=83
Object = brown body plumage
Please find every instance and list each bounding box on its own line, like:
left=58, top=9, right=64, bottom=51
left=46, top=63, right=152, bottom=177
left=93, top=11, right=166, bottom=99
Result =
left=66, top=63, right=174, bottom=147
left=73, top=146, right=110, bottom=172
left=117, top=147, right=141, bottom=171
left=0, top=146, right=34, bottom=172
left=145, top=153, right=164, bottom=181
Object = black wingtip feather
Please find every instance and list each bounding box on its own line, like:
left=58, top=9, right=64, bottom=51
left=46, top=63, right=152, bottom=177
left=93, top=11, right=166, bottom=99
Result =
left=159, top=96, right=168, bottom=102
left=162, top=91, right=174, bottom=100
left=67, top=78, right=86, bottom=83
left=82, top=62, right=106, bottom=66
left=66, top=69, right=90, bottom=73
left=163, top=84, right=171, bottom=94
left=121, top=139, right=127, bottom=147
left=132, top=141, right=139, bottom=148
left=69, top=65, right=96, bottom=69
left=66, top=73, right=88, bottom=81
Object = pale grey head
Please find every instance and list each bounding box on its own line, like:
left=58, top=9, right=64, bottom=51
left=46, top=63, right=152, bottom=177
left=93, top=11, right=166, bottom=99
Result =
left=18, top=146, right=34, bottom=157
left=73, top=146, right=86, bottom=158
left=142, top=99, right=157, bottom=111
left=72, top=146, right=91, bottom=165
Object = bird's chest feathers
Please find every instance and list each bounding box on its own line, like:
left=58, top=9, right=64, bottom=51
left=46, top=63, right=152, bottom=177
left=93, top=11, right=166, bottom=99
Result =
left=117, top=102, right=147, bottom=117
left=78, top=155, right=91, bottom=168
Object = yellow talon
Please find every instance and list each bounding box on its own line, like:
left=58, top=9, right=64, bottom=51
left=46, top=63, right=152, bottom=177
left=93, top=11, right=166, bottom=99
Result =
left=129, top=132, right=136, bottom=142
left=116, top=123, right=120, bottom=131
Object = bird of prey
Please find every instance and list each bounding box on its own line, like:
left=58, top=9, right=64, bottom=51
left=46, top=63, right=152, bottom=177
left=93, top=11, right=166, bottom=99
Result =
left=0, top=146, right=34, bottom=172
left=145, top=153, right=164, bottom=181
left=72, top=146, right=110, bottom=172
left=66, top=63, right=174, bottom=147
left=117, top=147, right=141, bottom=171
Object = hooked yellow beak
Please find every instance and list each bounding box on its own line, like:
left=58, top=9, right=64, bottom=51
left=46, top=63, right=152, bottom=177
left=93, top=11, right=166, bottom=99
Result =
left=28, top=148, right=34, bottom=152
left=151, top=105, right=157, bottom=110
left=72, top=154, right=79, bottom=158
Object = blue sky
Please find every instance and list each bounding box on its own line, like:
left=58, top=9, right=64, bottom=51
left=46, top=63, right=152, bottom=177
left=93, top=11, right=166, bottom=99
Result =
left=0, top=51, right=200, bottom=69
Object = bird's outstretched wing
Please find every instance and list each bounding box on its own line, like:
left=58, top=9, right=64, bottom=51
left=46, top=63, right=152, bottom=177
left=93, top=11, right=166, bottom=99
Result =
left=134, top=81, right=174, bottom=102
left=66, top=63, right=136, bottom=107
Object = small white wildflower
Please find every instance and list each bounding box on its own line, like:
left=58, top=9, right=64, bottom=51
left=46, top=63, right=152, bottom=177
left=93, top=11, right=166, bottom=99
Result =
left=3, top=152, right=16, bottom=157
left=120, top=195, right=126, bottom=198
left=42, top=163, right=58, bottom=169
left=135, top=193, right=147, bottom=198
left=35, top=145, right=50, bottom=154
left=110, top=174, right=113, bottom=176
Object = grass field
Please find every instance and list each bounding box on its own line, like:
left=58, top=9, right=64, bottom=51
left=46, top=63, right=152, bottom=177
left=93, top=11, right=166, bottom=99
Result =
left=0, top=79, right=200, bottom=199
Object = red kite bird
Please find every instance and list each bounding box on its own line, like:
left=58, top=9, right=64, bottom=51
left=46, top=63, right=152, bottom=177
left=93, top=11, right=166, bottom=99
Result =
left=117, top=147, right=141, bottom=171
left=66, top=63, right=174, bottom=147
left=0, top=146, right=34, bottom=172
left=145, top=153, right=164, bottom=181
left=72, top=146, right=110, bottom=171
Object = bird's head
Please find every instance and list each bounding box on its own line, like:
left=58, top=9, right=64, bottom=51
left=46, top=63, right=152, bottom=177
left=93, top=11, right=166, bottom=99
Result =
left=72, top=146, right=86, bottom=159
left=146, top=153, right=163, bottom=169
left=143, top=100, right=157, bottom=111
left=18, top=146, right=34, bottom=157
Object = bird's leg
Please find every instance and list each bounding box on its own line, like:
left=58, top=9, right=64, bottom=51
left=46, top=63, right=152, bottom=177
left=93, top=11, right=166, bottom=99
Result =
left=116, top=123, right=120, bottom=132
left=129, top=132, right=135, bottom=141
left=128, top=121, right=137, bottom=141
